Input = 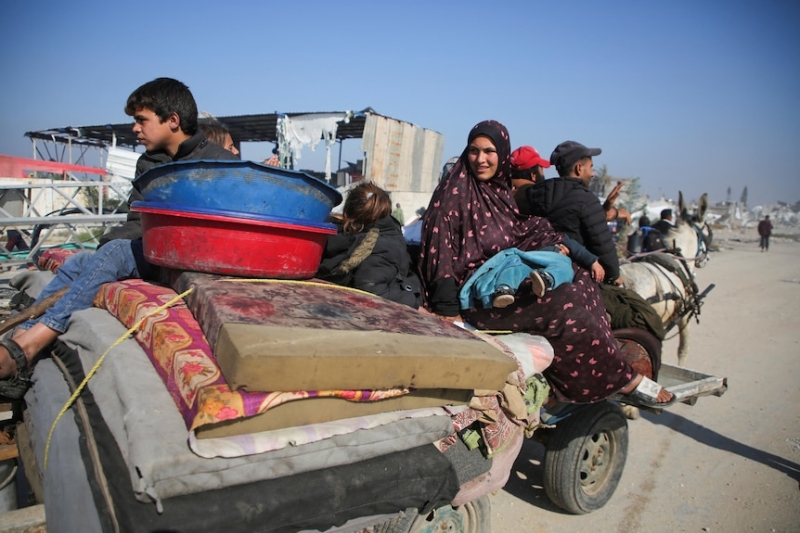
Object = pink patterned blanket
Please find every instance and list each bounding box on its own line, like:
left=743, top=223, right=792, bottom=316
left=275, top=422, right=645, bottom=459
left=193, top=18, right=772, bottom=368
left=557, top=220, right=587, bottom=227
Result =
left=37, top=247, right=79, bottom=272
left=91, top=279, right=412, bottom=433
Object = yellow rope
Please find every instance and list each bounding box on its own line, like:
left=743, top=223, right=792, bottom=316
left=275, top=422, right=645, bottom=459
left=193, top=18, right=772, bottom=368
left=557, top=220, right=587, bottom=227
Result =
left=43, top=287, right=194, bottom=472
left=219, top=277, right=377, bottom=297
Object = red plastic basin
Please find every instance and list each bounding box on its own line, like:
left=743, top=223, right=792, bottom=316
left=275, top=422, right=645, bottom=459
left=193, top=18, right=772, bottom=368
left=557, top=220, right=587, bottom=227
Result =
left=131, top=202, right=336, bottom=278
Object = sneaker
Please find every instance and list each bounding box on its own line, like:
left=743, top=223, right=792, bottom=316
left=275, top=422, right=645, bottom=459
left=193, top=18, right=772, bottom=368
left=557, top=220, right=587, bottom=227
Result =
left=530, top=270, right=554, bottom=298
left=492, top=286, right=516, bottom=308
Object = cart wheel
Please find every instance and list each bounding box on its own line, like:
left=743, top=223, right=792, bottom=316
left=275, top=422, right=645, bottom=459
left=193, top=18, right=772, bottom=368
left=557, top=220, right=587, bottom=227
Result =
left=543, top=401, right=628, bottom=514
left=375, top=496, right=491, bottom=533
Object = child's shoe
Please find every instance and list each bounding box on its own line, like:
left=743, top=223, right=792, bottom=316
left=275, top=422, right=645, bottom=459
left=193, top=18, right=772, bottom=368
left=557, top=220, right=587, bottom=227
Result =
left=530, top=270, right=555, bottom=298
left=492, top=285, right=516, bottom=308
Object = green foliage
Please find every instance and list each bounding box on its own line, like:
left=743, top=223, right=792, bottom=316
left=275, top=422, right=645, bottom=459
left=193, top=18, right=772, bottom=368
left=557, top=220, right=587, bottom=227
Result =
left=80, top=184, right=122, bottom=211
left=590, top=164, right=611, bottom=195
left=591, top=166, right=647, bottom=217
left=75, top=228, right=107, bottom=243
left=618, top=177, right=647, bottom=214
left=740, top=186, right=748, bottom=206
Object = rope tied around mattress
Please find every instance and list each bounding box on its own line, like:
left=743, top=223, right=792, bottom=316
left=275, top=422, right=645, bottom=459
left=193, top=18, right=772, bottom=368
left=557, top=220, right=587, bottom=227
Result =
left=43, top=287, right=195, bottom=472
left=219, top=277, right=378, bottom=296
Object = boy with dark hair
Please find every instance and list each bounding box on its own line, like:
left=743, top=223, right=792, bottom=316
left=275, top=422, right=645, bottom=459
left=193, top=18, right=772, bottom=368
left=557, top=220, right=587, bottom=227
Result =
left=653, top=208, right=675, bottom=235
left=0, top=77, right=236, bottom=399
left=515, top=140, right=621, bottom=284
left=125, top=77, right=199, bottom=138
left=102, top=77, right=236, bottom=244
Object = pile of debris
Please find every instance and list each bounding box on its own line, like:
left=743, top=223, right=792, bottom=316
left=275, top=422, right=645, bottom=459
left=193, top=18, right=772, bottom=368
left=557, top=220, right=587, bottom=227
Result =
left=710, top=200, right=800, bottom=235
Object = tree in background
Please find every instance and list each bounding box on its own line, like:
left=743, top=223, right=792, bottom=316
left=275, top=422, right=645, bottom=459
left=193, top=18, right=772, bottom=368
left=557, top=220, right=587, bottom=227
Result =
left=589, top=164, right=611, bottom=196
left=740, top=186, right=748, bottom=206
left=590, top=166, right=646, bottom=216
left=80, top=183, right=122, bottom=212
left=618, top=177, right=647, bottom=215
left=726, top=186, right=732, bottom=205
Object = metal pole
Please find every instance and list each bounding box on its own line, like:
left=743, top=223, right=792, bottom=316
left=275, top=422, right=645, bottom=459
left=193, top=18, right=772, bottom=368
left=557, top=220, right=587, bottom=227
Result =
left=337, top=139, right=343, bottom=185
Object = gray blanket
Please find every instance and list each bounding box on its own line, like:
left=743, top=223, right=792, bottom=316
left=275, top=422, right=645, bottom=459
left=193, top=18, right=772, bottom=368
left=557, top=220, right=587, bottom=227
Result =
left=28, top=307, right=454, bottom=510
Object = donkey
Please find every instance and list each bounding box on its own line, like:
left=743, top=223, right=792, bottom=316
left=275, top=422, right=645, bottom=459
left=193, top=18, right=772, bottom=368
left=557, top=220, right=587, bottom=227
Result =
left=618, top=193, right=713, bottom=367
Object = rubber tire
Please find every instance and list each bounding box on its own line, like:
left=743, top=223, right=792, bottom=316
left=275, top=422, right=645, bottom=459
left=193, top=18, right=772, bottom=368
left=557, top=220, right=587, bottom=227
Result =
left=543, top=401, right=628, bottom=514
left=375, top=496, right=492, bottom=533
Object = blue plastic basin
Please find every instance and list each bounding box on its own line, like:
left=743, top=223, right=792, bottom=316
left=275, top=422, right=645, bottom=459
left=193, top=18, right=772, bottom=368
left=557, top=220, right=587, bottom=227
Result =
left=133, top=160, right=342, bottom=222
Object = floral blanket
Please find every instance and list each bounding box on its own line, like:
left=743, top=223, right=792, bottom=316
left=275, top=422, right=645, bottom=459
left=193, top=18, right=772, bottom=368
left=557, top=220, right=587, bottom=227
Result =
left=37, top=247, right=79, bottom=272
left=91, top=278, right=410, bottom=432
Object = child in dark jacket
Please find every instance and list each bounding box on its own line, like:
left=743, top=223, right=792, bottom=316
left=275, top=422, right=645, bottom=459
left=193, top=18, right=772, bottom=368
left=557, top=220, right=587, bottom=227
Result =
left=317, top=182, right=422, bottom=308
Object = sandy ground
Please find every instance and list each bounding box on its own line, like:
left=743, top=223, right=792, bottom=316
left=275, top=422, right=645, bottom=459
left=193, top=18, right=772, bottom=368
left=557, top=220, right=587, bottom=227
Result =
left=489, top=230, right=800, bottom=532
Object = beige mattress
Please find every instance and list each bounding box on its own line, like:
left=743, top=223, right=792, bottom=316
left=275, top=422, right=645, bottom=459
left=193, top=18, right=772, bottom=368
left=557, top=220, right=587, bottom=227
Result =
left=176, top=273, right=518, bottom=393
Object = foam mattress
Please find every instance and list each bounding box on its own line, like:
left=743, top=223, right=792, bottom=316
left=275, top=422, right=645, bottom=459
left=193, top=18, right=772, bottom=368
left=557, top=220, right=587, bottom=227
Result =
left=175, top=272, right=518, bottom=392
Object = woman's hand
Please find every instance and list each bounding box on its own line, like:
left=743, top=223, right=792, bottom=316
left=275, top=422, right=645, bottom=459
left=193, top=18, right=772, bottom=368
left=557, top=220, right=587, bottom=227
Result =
left=555, top=243, right=569, bottom=255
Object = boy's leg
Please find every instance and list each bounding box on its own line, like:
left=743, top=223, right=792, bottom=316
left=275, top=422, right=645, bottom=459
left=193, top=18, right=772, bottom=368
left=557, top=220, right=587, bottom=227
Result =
left=1, top=240, right=140, bottom=385
left=493, top=262, right=536, bottom=294
left=542, top=253, right=575, bottom=288
left=26, top=250, right=97, bottom=305
left=19, top=240, right=140, bottom=334
left=524, top=252, right=574, bottom=290
left=529, top=270, right=553, bottom=298
left=490, top=259, right=533, bottom=307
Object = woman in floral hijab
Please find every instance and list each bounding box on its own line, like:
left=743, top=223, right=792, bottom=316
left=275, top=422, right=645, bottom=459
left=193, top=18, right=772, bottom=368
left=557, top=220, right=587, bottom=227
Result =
left=419, top=120, right=673, bottom=405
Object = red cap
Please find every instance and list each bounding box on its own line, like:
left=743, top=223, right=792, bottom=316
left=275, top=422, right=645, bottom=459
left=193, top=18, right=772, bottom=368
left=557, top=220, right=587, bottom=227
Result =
left=511, top=146, right=551, bottom=170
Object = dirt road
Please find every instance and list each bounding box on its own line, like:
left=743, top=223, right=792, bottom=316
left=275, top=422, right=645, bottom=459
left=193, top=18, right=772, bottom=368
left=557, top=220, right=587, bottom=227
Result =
left=489, top=232, right=800, bottom=532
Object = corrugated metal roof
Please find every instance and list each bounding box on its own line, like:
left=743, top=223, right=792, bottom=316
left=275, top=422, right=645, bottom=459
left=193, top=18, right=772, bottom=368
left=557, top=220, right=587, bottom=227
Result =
left=23, top=107, right=432, bottom=149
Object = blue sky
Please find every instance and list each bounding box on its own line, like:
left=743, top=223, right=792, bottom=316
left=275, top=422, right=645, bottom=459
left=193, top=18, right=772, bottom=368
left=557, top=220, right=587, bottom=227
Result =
left=1, top=0, right=798, bottom=207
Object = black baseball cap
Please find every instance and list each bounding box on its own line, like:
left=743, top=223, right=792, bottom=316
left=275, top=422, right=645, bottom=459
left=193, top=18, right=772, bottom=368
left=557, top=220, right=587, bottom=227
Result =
left=550, top=141, right=602, bottom=170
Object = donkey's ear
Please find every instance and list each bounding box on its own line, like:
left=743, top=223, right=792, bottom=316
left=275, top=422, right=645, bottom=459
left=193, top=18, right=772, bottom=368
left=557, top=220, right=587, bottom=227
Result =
left=678, top=191, right=688, bottom=219
left=697, top=193, right=708, bottom=221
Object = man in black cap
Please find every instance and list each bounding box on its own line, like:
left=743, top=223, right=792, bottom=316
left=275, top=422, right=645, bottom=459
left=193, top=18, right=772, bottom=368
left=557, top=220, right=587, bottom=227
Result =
left=516, top=140, right=620, bottom=284
left=653, top=208, right=675, bottom=235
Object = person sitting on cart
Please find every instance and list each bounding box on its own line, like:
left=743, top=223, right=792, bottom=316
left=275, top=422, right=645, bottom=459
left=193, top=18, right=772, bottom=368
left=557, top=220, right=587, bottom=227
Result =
left=418, top=119, right=674, bottom=409
left=0, top=77, right=237, bottom=399
left=317, top=182, right=422, bottom=308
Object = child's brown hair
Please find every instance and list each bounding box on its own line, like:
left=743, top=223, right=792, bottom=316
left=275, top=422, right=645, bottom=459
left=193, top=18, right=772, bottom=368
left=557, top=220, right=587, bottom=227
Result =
left=342, top=182, right=392, bottom=234
left=198, top=120, right=230, bottom=147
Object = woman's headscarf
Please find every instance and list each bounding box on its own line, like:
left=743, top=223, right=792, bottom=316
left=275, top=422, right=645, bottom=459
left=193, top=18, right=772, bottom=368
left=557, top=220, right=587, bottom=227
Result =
left=419, top=120, right=563, bottom=297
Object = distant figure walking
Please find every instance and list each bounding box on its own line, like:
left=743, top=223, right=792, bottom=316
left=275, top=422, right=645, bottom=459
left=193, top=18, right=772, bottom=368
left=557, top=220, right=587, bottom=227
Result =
left=758, top=215, right=773, bottom=252
left=392, top=202, right=405, bottom=226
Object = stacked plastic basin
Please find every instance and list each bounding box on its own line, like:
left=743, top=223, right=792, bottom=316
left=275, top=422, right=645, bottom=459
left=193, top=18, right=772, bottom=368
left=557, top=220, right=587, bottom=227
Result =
left=130, top=160, right=342, bottom=278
